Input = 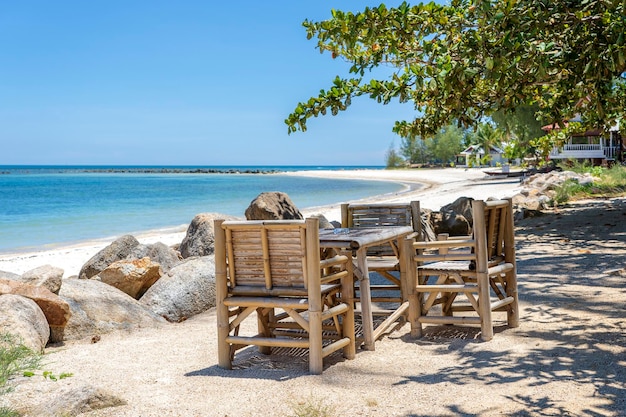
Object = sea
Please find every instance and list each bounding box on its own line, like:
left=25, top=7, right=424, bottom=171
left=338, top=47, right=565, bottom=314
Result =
left=0, top=165, right=407, bottom=253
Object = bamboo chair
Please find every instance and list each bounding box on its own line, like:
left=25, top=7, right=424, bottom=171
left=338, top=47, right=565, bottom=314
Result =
left=214, top=217, right=355, bottom=374
left=340, top=201, right=422, bottom=317
left=406, top=198, right=519, bottom=341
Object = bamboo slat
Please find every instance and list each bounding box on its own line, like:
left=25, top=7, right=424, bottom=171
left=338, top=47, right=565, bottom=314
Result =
left=418, top=316, right=482, bottom=325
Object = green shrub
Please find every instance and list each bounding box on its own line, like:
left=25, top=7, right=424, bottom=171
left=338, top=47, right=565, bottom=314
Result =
left=553, top=179, right=589, bottom=205
left=553, top=164, right=626, bottom=204
left=0, top=333, right=43, bottom=417
left=0, top=334, right=42, bottom=395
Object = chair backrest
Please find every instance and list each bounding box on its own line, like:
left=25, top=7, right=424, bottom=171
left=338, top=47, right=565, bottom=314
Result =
left=215, top=218, right=321, bottom=296
left=472, top=199, right=515, bottom=269
left=341, top=201, right=421, bottom=256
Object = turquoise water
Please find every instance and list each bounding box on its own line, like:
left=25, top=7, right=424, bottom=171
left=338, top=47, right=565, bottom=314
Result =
left=0, top=166, right=406, bottom=253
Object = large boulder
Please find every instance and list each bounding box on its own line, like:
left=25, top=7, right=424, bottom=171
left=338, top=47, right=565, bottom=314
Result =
left=309, top=213, right=334, bottom=229
left=97, top=257, right=162, bottom=299
left=128, top=242, right=182, bottom=273
left=140, top=256, right=216, bottom=322
left=245, top=192, right=303, bottom=220
left=434, top=211, right=471, bottom=236
left=441, top=197, right=474, bottom=227
left=179, top=213, right=237, bottom=259
left=19, top=265, right=64, bottom=294
left=0, top=278, right=71, bottom=330
left=79, top=235, right=140, bottom=279
left=0, top=294, right=50, bottom=352
left=57, top=278, right=165, bottom=342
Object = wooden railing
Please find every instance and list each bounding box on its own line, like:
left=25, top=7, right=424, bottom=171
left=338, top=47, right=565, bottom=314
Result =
left=550, top=144, right=618, bottom=159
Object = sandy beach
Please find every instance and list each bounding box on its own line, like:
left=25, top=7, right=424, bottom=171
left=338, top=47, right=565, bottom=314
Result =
left=5, top=168, right=625, bottom=416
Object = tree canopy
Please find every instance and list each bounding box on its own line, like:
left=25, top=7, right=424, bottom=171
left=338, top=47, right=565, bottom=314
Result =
left=285, top=0, right=626, bottom=138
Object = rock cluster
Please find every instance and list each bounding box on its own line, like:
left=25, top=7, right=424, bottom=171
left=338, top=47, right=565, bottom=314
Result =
left=512, top=170, right=596, bottom=214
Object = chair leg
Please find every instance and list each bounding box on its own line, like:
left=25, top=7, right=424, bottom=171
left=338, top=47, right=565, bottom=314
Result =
left=341, top=260, right=356, bottom=359
left=478, top=272, right=493, bottom=341
left=308, top=310, right=323, bottom=374
left=506, top=269, right=520, bottom=328
left=217, top=304, right=232, bottom=370
left=412, top=291, right=424, bottom=338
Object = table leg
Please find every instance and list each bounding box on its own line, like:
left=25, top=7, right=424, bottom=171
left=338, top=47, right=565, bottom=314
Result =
left=356, top=247, right=375, bottom=351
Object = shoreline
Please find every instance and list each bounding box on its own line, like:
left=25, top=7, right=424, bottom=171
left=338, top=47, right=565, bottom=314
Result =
left=0, top=168, right=522, bottom=277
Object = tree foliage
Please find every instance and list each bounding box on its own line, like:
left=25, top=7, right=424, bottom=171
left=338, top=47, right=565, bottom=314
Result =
left=385, top=143, right=406, bottom=167
left=400, top=134, right=430, bottom=164
left=285, top=1, right=626, bottom=138
left=491, top=103, right=545, bottom=160
left=427, top=124, right=466, bottom=165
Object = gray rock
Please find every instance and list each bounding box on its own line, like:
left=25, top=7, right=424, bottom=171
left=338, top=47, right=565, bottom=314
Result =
left=98, top=257, right=162, bottom=299
left=57, top=278, right=165, bottom=342
left=0, top=270, right=21, bottom=280
left=79, top=235, right=140, bottom=279
left=179, top=213, right=237, bottom=259
left=309, top=213, right=333, bottom=228
left=245, top=191, right=303, bottom=220
left=140, top=256, right=216, bottom=322
left=436, top=211, right=471, bottom=236
left=0, top=294, right=50, bottom=352
left=6, top=379, right=126, bottom=417
left=128, top=242, right=182, bottom=273
left=20, top=265, right=64, bottom=294
left=441, top=196, right=474, bottom=227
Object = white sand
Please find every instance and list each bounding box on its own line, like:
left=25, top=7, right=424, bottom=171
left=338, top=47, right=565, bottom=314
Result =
left=0, top=168, right=522, bottom=278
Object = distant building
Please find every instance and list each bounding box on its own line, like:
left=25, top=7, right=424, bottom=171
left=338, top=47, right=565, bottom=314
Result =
left=455, top=144, right=506, bottom=167
left=543, top=119, right=623, bottom=165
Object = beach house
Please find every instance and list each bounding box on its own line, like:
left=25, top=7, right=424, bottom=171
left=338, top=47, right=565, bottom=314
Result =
left=543, top=119, right=623, bottom=166
left=455, top=144, right=506, bottom=167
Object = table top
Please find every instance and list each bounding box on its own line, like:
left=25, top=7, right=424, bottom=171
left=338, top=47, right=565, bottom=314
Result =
left=319, top=226, right=414, bottom=250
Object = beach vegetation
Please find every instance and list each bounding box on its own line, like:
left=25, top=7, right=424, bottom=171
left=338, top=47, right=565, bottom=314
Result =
left=0, top=333, right=42, bottom=417
left=427, top=124, right=465, bottom=166
left=400, top=134, right=430, bottom=165
left=398, top=123, right=465, bottom=166
left=285, top=1, right=625, bottom=155
left=288, top=397, right=335, bottom=417
left=552, top=163, right=626, bottom=205
left=0, top=333, right=73, bottom=417
left=491, top=103, right=545, bottom=162
left=385, top=144, right=405, bottom=168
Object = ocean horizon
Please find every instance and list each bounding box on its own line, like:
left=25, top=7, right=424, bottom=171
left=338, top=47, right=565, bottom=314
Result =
left=0, top=165, right=406, bottom=253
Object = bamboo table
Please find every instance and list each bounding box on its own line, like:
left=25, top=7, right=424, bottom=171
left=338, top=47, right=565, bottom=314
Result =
left=319, top=226, right=414, bottom=350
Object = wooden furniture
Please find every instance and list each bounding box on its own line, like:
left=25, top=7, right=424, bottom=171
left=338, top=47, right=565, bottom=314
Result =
left=319, top=225, right=415, bottom=350
left=214, top=218, right=355, bottom=374
left=340, top=202, right=422, bottom=340
left=405, top=198, right=519, bottom=341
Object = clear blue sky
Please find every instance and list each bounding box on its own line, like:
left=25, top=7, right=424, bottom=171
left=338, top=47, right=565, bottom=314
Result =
left=0, top=1, right=424, bottom=166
